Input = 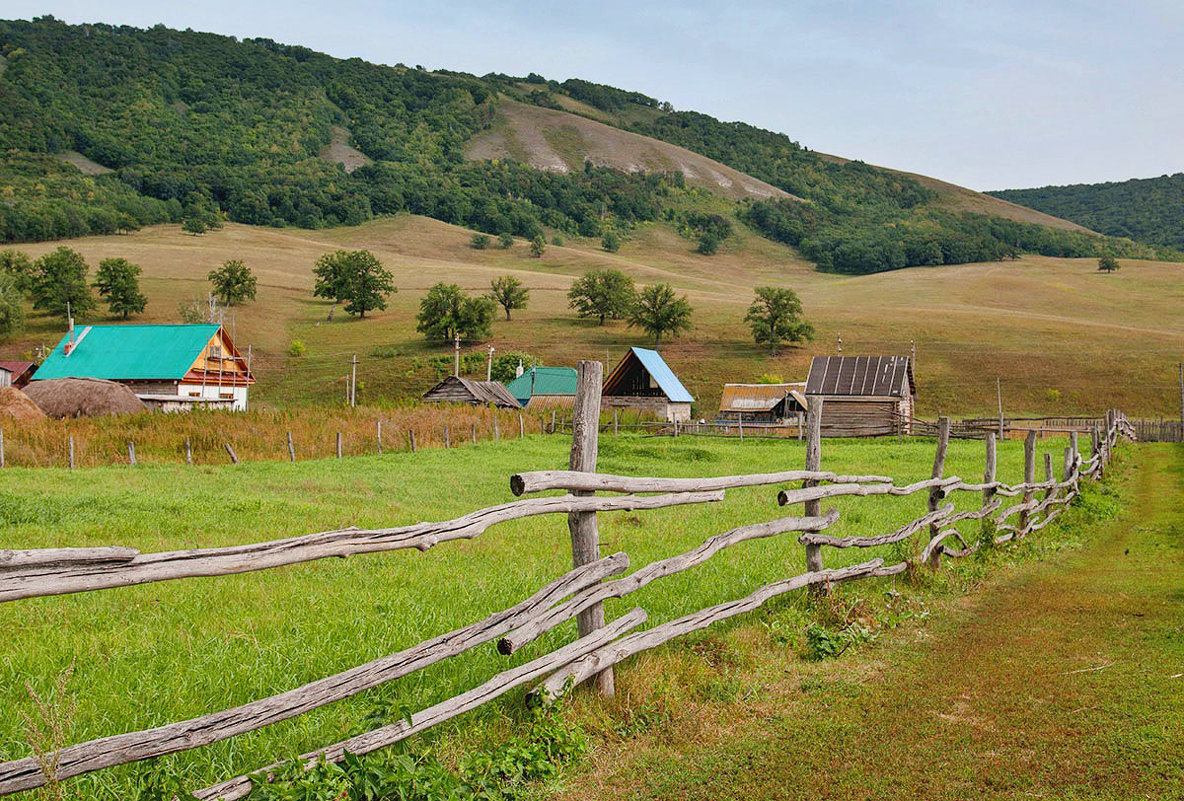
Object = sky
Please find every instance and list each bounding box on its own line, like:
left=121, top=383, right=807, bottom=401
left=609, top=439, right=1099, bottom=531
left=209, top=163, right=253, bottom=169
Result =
left=4, top=0, right=1181, bottom=190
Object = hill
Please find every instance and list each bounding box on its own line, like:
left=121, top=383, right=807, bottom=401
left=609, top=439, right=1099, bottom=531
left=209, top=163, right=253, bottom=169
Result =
left=0, top=17, right=1173, bottom=276
left=4, top=217, right=1182, bottom=417
left=989, top=173, right=1184, bottom=250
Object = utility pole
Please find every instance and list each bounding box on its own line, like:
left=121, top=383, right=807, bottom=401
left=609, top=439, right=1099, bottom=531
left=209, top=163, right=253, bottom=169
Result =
left=350, top=354, right=358, bottom=407
left=245, top=345, right=252, bottom=411
left=837, top=333, right=842, bottom=356
left=996, top=377, right=1004, bottom=438
left=910, top=339, right=916, bottom=368
left=487, top=345, right=495, bottom=382
left=453, top=335, right=460, bottom=378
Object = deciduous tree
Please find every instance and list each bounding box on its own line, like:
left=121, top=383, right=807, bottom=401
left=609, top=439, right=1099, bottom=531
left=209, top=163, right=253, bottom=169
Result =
left=629, top=282, right=692, bottom=346
left=416, top=283, right=496, bottom=342
left=0, top=274, right=26, bottom=340
left=313, top=250, right=396, bottom=318
left=489, top=275, right=529, bottom=320
left=93, top=257, right=148, bottom=319
left=567, top=269, right=635, bottom=325
left=1097, top=254, right=1120, bottom=273
left=32, top=247, right=96, bottom=319
left=744, top=286, right=813, bottom=354
left=208, top=260, right=257, bottom=306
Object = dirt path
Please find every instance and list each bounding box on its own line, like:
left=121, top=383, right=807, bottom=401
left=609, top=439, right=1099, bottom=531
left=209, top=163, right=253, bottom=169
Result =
left=552, top=445, right=1184, bottom=800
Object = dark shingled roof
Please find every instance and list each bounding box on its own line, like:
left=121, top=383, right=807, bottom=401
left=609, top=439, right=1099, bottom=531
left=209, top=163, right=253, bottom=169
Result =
left=422, top=375, right=521, bottom=408
left=805, top=356, right=915, bottom=398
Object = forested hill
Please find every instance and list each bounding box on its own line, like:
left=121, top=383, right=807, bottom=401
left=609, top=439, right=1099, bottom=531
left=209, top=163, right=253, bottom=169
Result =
left=0, top=17, right=1174, bottom=273
left=989, top=174, right=1184, bottom=250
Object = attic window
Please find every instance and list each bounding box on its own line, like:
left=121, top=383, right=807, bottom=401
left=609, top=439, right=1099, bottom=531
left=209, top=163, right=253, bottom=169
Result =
left=209, top=345, right=223, bottom=359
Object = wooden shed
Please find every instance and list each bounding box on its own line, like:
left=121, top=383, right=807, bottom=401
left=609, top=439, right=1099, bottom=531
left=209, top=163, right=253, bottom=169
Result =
left=805, top=355, right=915, bottom=436
left=422, top=375, right=521, bottom=409
left=718, top=383, right=807, bottom=423
left=602, top=347, right=694, bottom=423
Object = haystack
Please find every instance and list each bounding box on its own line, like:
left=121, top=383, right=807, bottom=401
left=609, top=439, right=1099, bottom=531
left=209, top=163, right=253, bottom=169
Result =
left=23, top=378, right=147, bottom=418
left=0, top=387, right=46, bottom=422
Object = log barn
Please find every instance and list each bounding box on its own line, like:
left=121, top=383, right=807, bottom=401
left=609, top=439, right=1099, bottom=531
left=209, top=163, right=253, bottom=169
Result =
left=805, top=355, right=915, bottom=436
left=422, top=375, right=521, bottom=408
left=602, top=347, right=694, bottom=422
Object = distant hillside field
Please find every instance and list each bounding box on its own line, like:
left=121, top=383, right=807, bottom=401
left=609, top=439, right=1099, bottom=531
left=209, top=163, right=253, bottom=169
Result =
left=4, top=216, right=1181, bottom=418
left=0, top=17, right=1172, bottom=276
left=990, top=173, right=1184, bottom=250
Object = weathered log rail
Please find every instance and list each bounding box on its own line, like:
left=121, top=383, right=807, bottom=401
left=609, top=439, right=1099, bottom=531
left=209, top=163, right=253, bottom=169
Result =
left=0, top=383, right=1133, bottom=800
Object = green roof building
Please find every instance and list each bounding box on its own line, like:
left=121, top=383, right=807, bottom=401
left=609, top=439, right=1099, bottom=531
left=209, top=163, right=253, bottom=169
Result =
left=504, top=366, right=578, bottom=408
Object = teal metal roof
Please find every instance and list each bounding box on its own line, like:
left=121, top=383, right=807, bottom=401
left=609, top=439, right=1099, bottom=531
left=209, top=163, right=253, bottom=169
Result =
left=33, top=324, right=221, bottom=381
left=628, top=347, right=695, bottom=403
left=504, top=366, right=578, bottom=405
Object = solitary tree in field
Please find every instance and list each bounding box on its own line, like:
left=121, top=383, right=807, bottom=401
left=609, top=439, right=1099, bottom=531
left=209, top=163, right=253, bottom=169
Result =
left=32, top=247, right=96, bottom=320
left=567, top=268, right=636, bottom=325
left=416, top=282, right=497, bottom=342
left=745, top=286, right=814, bottom=354
left=629, top=282, right=692, bottom=347
left=470, top=233, right=491, bottom=250
left=313, top=250, right=396, bottom=319
left=1097, top=254, right=1120, bottom=273
left=601, top=231, right=621, bottom=253
left=93, top=257, right=148, bottom=319
left=182, top=217, right=207, bottom=236
left=529, top=235, right=546, bottom=258
left=498, top=233, right=514, bottom=249
left=208, top=260, right=257, bottom=306
left=488, top=275, right=529, bottom=320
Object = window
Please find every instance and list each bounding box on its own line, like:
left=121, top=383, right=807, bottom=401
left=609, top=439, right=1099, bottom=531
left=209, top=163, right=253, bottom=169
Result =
left=219, top=392, right=234, bottom=400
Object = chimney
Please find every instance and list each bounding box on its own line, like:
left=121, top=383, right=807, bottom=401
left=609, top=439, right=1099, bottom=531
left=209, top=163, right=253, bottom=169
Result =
left=515, top=359, right=524, bottom=378
left=64, top=314, right=76, bottom=356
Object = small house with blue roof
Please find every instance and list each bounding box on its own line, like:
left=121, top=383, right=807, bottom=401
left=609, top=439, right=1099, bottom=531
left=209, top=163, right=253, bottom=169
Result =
left=602, top=347, right=694, bottom=422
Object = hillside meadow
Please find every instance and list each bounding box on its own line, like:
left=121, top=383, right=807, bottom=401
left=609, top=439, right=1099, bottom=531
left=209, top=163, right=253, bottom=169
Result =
left=4, top=214, right=1181, bottom=418
left=0, top=431, right=1085, bottom=798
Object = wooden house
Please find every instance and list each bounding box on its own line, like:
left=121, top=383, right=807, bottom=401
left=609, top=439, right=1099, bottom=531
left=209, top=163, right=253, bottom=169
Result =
left=0, top=361, right=36, bottom=389
left=504, top=366, right=577, bottom=409
left=422, top=375, right=521, bottom=409
left=805, top=355, right=915, bottom=436
left=718, top=383, right=807, bottom=423
left=602, top=347, right=694, bottom=422
left=32, top=324, right=255, bottom=410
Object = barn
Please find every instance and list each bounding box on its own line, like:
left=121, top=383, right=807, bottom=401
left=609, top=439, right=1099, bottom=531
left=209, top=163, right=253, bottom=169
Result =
left=422, top=375, right=521, bottom=409
left=718, top=383, right=807, bottom=423
left=805, top=355, right=915, bottom=436
left=602, top=347, right=694, bottom=423
left=504, top=366, right=577, bottom=409
left=32, top=324, right=255, bottom=410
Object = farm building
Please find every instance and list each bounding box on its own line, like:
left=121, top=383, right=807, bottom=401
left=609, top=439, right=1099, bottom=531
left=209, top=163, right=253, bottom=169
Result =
left=422, top=375, right=521, bottom=409
left=504, top=366, right=577, bottom=409
left=32, top=324, right=255, bottom=411
left=602, top=347, right=694, bottom=423
left=804, top=355, right=915, bottom=436
left=718, top=383, right=807, bottom=423
left=0, top=361, right=36, bottom=388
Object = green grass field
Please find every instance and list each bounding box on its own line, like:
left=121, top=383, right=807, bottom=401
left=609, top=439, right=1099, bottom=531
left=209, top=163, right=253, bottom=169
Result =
left=4, top=214, right=1183, bottom=418
left=0, top=432, right=1072, bottom=798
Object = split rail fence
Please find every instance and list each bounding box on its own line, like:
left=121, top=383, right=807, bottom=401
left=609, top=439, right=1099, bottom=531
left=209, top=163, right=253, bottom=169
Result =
left=0, top=364, right=1136, bottom=800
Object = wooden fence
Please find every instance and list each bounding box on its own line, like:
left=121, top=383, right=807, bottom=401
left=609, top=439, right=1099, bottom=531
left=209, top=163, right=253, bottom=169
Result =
left=0, top=373, right=1136, bottom=800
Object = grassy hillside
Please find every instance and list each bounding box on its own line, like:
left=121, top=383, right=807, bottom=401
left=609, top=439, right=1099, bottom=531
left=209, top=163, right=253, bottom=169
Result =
left=4, top=215, right=1182, bottom=417
left=990, top=173, right=1184, bottom=250
left=0, top=17, right=1171, bottom=275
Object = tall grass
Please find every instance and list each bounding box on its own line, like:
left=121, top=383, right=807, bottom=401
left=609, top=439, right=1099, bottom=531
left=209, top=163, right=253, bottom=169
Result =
left=0, top=432, right=1068, bottom=798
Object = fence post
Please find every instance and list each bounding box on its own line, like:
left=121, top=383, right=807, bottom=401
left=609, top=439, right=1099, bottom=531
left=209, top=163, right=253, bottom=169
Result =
left=471, top=421, right=477, bottom=444
left=224, top=443, right=239, bottom=465
left=982, top=432, right=997, bottom=544
left=519, top=414, right=525, bottom=439
left=69, top=435, right=75, bottom=470
left=567, top=360, right=613, bottom=697
left=1062, top=447, right=1074, bottom=484
left=409, top=430, right=417, bottom=453
left=186, top=437, right=193, bottom=465
left=336, top=432, right=343, bottom=459
left=1069, top=430, right=1079, bottom=472
left=1019, top=430, right=1037, bottom=534
left=927, top=417, right=950, bottom=568
left=0, top=429, right=4, bottom=467
left=1042, top=452, right=1054, bottom=500
left=551, top=410, right=556, bottom=434
left=613, top=407, right=618, bottom=436
left=286, top=432, right=296, bottom=462
left=377, top=421, right=383, bottom=455
left=494, top=417, right=500, bottom=440
left=128, top=441, right=136, bottom=467
left=444, top=425, right=450, bottom=449
left=803, top=397, right=825, bottom=580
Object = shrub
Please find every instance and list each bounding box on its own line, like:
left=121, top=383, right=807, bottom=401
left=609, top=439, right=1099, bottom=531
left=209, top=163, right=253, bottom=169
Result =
left=498, top=233, right=515, bottom=249
left=470, top=233, right=491, bottom=249
left=601, top=231, right=621, bottom=252
left=287, top=339, right=307, bottom=357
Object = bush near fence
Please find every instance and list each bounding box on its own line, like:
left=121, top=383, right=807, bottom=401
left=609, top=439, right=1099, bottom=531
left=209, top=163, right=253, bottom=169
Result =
left=0, top=368, right=1135, bottom=800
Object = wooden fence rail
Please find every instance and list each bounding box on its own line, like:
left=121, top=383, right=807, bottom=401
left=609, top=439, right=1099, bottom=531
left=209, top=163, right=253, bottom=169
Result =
left=0, top=377, right=1134, bottom=800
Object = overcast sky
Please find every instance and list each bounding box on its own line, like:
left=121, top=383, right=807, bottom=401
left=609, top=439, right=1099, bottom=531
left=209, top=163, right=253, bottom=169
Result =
left=6, top=0, right=1181, bottom=190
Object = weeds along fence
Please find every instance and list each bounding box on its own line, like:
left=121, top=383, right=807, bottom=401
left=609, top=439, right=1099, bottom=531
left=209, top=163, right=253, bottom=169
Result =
left=0, top=405, right=544, bottom=469
left=0, top=368, right=1135, bottom=800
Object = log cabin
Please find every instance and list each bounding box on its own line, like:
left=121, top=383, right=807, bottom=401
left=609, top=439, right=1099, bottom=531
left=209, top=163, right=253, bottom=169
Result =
left=32, top=324, right=254, bottom=410
left=718, top=383, right=807, bottom=423
left=422, top=375, right=521, bottom=409
left=602, top=347, right=694, bottom=422
left=804, top=355, right=915, bottom=436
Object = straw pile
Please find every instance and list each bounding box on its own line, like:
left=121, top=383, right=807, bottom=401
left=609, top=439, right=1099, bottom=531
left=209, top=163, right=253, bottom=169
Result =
left=23, top=378, right=148, bottom=418
left=0, top=387, right=46, bottom=422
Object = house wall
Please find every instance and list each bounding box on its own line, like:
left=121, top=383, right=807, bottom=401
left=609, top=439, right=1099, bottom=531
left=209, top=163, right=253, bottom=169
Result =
left=819, top=398, right=901, bottom=437
left=178, top=382, right=249, bottom=411
left=604, top=396, right=690, bottom=423
left=0, top=369, right=10, bottom=389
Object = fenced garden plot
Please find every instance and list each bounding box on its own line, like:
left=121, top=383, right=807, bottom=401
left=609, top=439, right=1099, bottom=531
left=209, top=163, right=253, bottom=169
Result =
left=0, top=372, right=1132, bottom=799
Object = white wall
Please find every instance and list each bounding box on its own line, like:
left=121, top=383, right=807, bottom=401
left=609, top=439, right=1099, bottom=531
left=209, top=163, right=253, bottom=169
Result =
left=178, top=382, right=249, bottom=411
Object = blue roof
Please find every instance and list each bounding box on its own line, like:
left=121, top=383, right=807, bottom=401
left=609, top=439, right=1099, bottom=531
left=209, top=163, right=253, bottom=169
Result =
left=33, top=325, right=221, bottom=381
left=504, top=366, right=578, bottom=405
left=628, top=347, right=695, bottom=403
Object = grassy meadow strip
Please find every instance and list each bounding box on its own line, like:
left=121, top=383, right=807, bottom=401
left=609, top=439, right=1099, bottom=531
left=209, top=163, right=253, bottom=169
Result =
left=0, top=433, right=1058, bottom=798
